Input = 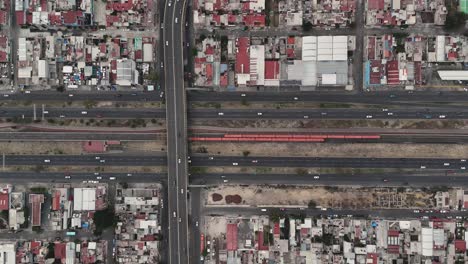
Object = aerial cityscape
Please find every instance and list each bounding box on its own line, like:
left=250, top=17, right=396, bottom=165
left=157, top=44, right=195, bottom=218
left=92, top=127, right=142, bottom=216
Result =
left=0, top=0, right=468, bottom=262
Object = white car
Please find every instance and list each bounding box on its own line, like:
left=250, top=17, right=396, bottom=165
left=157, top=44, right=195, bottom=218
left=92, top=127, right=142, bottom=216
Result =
left=241, top=93, right=246, bottom=97
left=257, top=112, right=262, bottom=116
left=293, top=97, right=298, bottom=100
left=461, top=159, right=466, bottom=162
left=43, top=111, right=49, bottom=114
left=180, top=189, right=184, bottom=194
left=461, top=167, right=466, bottom=170
left=439, top=115, right=446, bottom=119
left=178, top=159, right=181, bottom=164
left=3, top=94, right=8, bottom=97
left=223, top=179, right=228, bottom=183
left=444, top=163, right=450, bottom=166
left=304, top=116, right=309, bottom=119
left=195, top=221, right=199, bottom=227
left=232, top=162, right=238, bottom=166
left=95, top=157, right=100, bottom=160
left=218, top=112, right=224, bottom=116
left=261, top=208, right=267, bottom=212
left=175, top=18, right=178, bottom=23
left=127, top=173, right=132, bottom=177
left=420, top=166, right=426, bottom=169
left=96, top=176, right=102, bottom=180
left=109, top=177, right=116, bottom=180
left=166, top=41, right=169, bottom=46
left=313, top=175, right=320, bottom=179
left=100, top=160, right=105, bottom=163
left=25, top=90, right=31, bottom=94
left=68, top=94, right=73, bottom=97
left=81, top=111, right=87, bottom=115
left=59, top=115, right=65, bottom=118
left=65, top=176, right=71, bottom=179
left=44, top=159, right=50, bottom=163
left=366, top=115, right=373, bottom=119
left=168, top=1, right=171, bottom=6
left=382, top=108, right=388, bottom=112
left=387, top=112, right=393, bottom=116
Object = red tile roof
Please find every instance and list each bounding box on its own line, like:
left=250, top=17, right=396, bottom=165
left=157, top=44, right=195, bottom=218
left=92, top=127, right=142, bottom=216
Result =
left=226, top=223, right=238, bottom=251
left=0, top=36, right=7, bottom=49
left=235, top=37, right=250, bottom=74
left=54, top=243, right=66, bottom=259
left=16, top=11, right=26, bottom=25
left=49, top=13, right=62, bottom=25
left=274, top=222, right=280, bottom=235
left=82, top=141, right=106, bottom=153
left=366, top=253, right=378, bottom=264
left=386, top=60, right=399, bottom=85
left=0, top=51, right=7, bottom=63
left=0, top=193, right=8, bottom=210
left=112, top=0, right=133, bottom=11
left=62, top=11, right=83, bottom=25
left=368, top=0, right=384, bottom=10
left=243, top=14, right=265, bottom=27
left=388, top=230, right=399, bottom=237
left=287, top=37, right=295, bottom=45
left=387, top=245, right=400, bottom=254
left=257, top=231, right=269, bottom=251
left=206, top=63, right=213, bottom=83
left=455, top=240, right=466, bottom=253
left=52, top=191, right=60, bottom=211
left=29, top=194, right=44, bottom=226
left=0, top=11, right=7, bottom=25
left=265, top=60, right=280, bottom=80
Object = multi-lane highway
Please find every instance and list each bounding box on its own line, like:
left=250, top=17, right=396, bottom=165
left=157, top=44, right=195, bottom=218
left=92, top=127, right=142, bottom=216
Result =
left=162, top=0, right=190, bottom=261
left=3, top=154, right=468, bottom=170
left=5, top=90, right=468, bottom=104
left=190, top=172, right=468, bottom=186
left=6, top=107, right=468, bottom=120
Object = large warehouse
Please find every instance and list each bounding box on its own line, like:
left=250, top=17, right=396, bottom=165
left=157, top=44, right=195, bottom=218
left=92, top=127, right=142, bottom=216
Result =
left=301, top=36, right=349, bottom=86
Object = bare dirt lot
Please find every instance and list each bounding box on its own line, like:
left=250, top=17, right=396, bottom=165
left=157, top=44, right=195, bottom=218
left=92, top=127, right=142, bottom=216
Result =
left=123, top=141, right=167, bottom=153
left=190, top=142, right=468, bottom=158
left=204, top=185, right=434, bottom=209
left=0, top=142, right=82, bottom=155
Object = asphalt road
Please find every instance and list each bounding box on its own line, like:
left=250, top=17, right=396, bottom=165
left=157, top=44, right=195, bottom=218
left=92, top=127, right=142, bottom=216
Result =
left=3, top=154, right=468, bottom=171
left=4, top=90, right=468, bottom=104
left=190, top=172, right=468, bottom=186
left=203, top=207, right=468, bottom=219
left=192, top=155, right=468, bottom=170
left=5, top=107, right=468, bottom=120
left=0, top=172, right=165, bottom=182
left=162, top=0, right=190, bottom=262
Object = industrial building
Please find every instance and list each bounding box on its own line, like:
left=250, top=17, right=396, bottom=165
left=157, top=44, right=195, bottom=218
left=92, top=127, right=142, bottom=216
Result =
left=301, top=36, right=349, bottom=86
left=28, top=194, right=44, bottom=227
left=73, top=188, right=96, bottom=211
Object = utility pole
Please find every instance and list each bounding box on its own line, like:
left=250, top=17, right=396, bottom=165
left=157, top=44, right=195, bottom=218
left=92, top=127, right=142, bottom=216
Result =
left=33, top=104, right=36, bottom=121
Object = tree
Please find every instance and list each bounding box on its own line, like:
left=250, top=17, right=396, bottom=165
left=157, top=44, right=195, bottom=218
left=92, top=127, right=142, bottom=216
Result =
left=93, top=208, right=117, bottom=234
left=307, top=200, right=317, bottom=208
left=445, top=12, right=467, bottom=30
left=242, top=150, right=250, bottom=157
left=302, top=21, right=313, bottom=32
left=56, top=86, right=65, bottom=92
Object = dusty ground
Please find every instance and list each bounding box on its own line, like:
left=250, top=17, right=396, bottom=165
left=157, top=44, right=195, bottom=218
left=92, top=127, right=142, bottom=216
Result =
left=203, top=216, right=228, bottom=238
left=0, top=118, right=166, bottom=129
left=0, top=142, right=83, bottom=155
left=189, top=102, right=373, bottom=109
left=190, top=142, right=468, bottom=158
left=191, top=119, right=468, bottom=130
left=204, top=185, right=434, bottom=209
left=123, top=141, right=167, bottom=153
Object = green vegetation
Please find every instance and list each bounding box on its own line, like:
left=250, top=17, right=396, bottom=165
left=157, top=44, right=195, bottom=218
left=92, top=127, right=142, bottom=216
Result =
left=93, top=208, right=117, bottom=235
left=189, top=167, right=208, bottom=174
left=295, top=168, right=308, bottom=175
left=302, top=20, right=313, bottom=31
left=83, top=100, right=97, bottom=109
left=30, top=187, right=48, bottom=194
left=307, top=200, right=317, bottom=208
left=242, top=150, right=250, bottom=157
left=445, top=11, right=467, bottom=30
